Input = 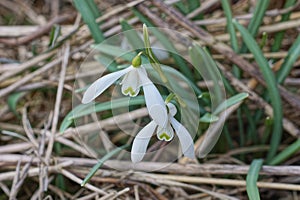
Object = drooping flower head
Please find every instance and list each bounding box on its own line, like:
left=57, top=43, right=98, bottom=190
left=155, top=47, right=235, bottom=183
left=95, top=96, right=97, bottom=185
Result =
left=81, top=53, right=168, bottom=128
left=131, top=102, right=195, bottom=163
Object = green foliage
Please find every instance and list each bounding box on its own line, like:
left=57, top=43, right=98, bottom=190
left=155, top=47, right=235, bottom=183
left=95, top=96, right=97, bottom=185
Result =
left=246, top=159, right=263, bottom=200
left=234, top=21, right=283, bottom=163
left=73, top=0, right=104, bottom=43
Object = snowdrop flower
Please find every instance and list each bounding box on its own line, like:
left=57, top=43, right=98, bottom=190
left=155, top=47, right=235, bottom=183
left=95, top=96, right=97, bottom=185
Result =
left=81, top=53, right=168, bottom=128
left=131, top=102, right=195, bottom=163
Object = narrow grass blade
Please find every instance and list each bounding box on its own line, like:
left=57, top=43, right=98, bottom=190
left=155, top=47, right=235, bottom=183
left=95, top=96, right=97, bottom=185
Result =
left=86, top=0, right=101, bottom=19
left=224, top=125, right=234, bottom=149
left=73, top=0, right=104, bottom=43
left=276, top=35, right=300, bottom=84
left=221, top=0, right=239, bottom=52
left=49, top=25, right=61, bottom=48
left=246, top=159, right=263, bottom=200
left=189, top=44, right=229, bottom=157
left=120, top=19, right=144, bottom=50
left=213, top=92, right=248, bottom=115
left=259, top=32, right=268, bottom=49
left=94, top=54, right=119, bottom=73
left=132, top=9, right=194, bottom=81
left=188, top=0, right=200, bottom=13
left=261, top=117, right=273, bottom=144
left=269, top=139, right=300, bottom=165
left=92, top=43, right=135, bottom=62
left=233, top=20, right=283, bottom=163
left=189, top=45, right=224, bottom=105
left=199, top=113, right=219, bottom=123
left=221, top=0, right=247, bottom=147
left=59, top=96, right=146, bottom=132
left=174, top=1, right=189, bottom=15
left=240, top=0, right=270, bottom=53
left=73, top=96, right=146, bottom=120
left=271, top=0, right=297, bottom=52
left=1, top=130, right=28, bottom=142
left=81, top=144, right=129, bottom=186
left=243, top=106, right=257, bottom=144
left=188, top=0, right=202, bottom=20
left=7, top=92, right=26, bottom=116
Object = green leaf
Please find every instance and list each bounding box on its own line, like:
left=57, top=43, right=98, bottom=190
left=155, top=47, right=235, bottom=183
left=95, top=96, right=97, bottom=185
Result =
left=60, top=96, right=146, bottom=133
left=233, top=20, right=283, bottom=163
left=1, top=130, right=28, bottom=142
left=174, top=1, right=189, bottom=15
left=81, top=144, right=129, bottom=186
left=93, top=54, right=120, bottom=73
left=49, top=25, right=61, bottom=48
left=189, top=44, right=224, bottom=105
left=86, top=0, right=101, bottom=19
left=240, top=0, right=270, bottom=53
left=213, top=93, right=248, bottom=115
left=73, top=0, right=104, bottom=43
left=7, top=92, right=26, bottom=116
left=199, top=113, right=219, bottom=123
left=120, top=19, right=144, bottom=50
left=271, top=0, right=297, bottom=52
left=276, top=35, right=300, bottom=84
left=269, top=139, right=300, bottom=165
left=142, top=24, right=168, bottom=83
left=221, top=0, right=241, bottom=77
left=246, top=159, right=263, bottom=200
left=133, top=10, right=194, bottom=81
left=91, top=43, right=135, bottom=62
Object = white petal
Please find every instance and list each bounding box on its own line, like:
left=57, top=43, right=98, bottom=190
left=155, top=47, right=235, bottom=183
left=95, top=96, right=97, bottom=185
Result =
left=121, top=69, right=141, bottom=97
left=142, top=83, right=168, bottom=128
left=82, top=66, right=133, bottom=104
left=157, top=123, right=174, bottom=141
left=170, top=117, right=195, bottom=159
left=131, top=121, right=157, bottom=163
left=167, top=103, right=177, bottom=117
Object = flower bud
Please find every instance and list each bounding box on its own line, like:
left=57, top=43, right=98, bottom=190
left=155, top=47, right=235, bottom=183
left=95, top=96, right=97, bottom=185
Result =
left=132, top=53, right=142, bottom=67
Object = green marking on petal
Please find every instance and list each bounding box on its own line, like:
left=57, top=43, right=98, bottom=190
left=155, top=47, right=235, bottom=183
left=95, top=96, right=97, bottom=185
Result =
left=158, top=132, right=171, bottom=141
left=124, top=87, right=136, bottom=96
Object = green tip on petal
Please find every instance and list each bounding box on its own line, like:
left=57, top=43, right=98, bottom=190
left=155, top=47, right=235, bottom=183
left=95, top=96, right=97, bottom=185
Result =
left=123, top=87, right=136, bottom=96
left=158, top=132, right=171, bottom=141
left=132, top=53, right=142, bottom=68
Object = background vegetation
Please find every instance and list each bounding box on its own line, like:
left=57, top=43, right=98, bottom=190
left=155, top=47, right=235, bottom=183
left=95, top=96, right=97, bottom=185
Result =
left=0, top=0, right=300, bottom=199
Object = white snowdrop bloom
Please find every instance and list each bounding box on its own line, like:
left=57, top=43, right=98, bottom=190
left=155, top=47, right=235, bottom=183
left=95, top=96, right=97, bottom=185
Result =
left=131, top=103, right=195, bottom=163
left=81, top=55, right=168, bottom=128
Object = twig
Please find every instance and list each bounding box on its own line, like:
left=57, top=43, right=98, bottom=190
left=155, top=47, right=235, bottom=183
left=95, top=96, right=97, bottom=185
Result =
left=147, top=173, right=300, bottom=191
left=45, top=42, right=70, bottom=166
left=134, top=185, right=140, bottom=200
left=0, top=182, right=10, bottom=197
left=0, top=58, right=62, bottom=98
left=186, top=0, right=220, bottom=19
left=98, top=188, right=130, bottom=200
left=22, top=106, right=39, bottom=148
left=2, top=154, right=300, bottom=176
left=0, top=14, right=75, bottom=46
left=9, top=159, right=32, bottom=200
left=0, top=51, right=57, bottom=83
left=132, top=173, right=239, bottom=200
left=59, top=169, right=107, bottom=195
left=0, top=161, right=71, bottom=181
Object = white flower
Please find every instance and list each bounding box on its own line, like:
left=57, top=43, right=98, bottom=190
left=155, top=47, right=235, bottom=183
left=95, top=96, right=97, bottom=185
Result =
left=131, top=103, right=195, bottom=163
left=81, top=62, right=168, bottom=128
